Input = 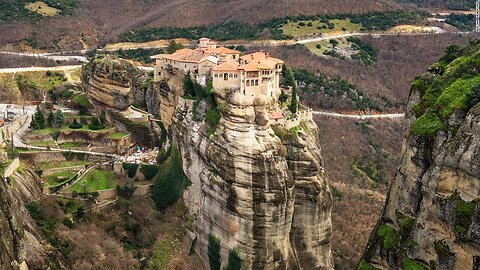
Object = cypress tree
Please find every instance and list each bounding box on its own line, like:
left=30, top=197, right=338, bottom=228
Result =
left=289, top=85, right=298, bottom=114
left=47, top=111, right=55, bottom=127
left=208, top=234, right=221, bottom=270
left=225, top=250, right=241, bottom=270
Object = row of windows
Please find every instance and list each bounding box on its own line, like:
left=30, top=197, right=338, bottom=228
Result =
left=214, top=73, right=238, bottom=80
left=246, top=80, right=259, bottom=86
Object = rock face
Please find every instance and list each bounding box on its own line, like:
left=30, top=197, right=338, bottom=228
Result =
left=0, top=168, right=64, bottom=270
left=172, top=84, right=333, bottom=269
left=82, top=55, right=152, bottom=111
left=361, top=42, right=480, bottom=269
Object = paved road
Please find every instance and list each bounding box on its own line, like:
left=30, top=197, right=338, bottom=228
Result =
left=313, top=111, right=405, bottom=119
left=0, top=65, right=83, bottom=74
left=0, top=51, right=88, bottom=63
left=295, top=28, right=457, bottom=44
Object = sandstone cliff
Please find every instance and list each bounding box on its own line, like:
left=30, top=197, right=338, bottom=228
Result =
left=0, top=166, right=64, bottom=270
left=82, top=55, right=184, bottom=130
left=171, top=84, right=333, bottom=269
left=82, top=55, right=152, bottom=111
left=361, top=42, right=480, bottom=269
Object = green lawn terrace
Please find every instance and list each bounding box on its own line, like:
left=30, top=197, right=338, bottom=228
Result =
left=43, top=171, right=77, bottom=188
left=25, top=123, right=133, bottom=155
left=64, top=169, right=118, bottom=195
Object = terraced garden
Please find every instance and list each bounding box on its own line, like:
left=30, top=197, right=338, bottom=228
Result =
left=66, top=169, right=117, bottom=193
left=43, top=171, right=77, bottom=187
left=39, top=160, right=90, bottom=170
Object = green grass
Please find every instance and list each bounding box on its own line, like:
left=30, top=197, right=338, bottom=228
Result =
left=39, top=160, right=90, bottom=170
left=282, top=19, right=362, bottom=37
left=30, top=125, right=110, bottom=135
left=402, top=257, right=428, bottom=270
left=72, top=94, right=91, bottom=108
left=410, top=42, right=480, bottom=136
left=14, top=71, right=67, bottom=92
left=434, top=76, right=480, bottom=119
left=411, top=111, right=446, bottom=136
left=304, top=38, right=349, bottom=55
left=30, top=140, right=56, bottom=147
left=44, top=171, right=77, bottom=187
left=107, top=132, right=129, bottom=140
left=358, top=260, right=380, bottom=270
left=66, top=169, right=117, bottom=193
left=59, top=142, right=83, bottom=149
left=377, top=222, right=399, bottom=250
left=149, top=235, right=181, bottom=269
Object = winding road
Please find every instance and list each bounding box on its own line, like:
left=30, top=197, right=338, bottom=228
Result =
left=313, top=111, right=405, bottom=119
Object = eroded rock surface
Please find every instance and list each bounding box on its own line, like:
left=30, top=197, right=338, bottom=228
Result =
left=82, top=56, right=151, bottom=111
left=172, top=85, right=333, bottom=269
left=0, top=168, right=64, bottom=270
left=362, top=43, right=480, bottom=269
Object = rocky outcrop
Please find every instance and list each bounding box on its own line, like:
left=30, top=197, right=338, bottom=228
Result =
left=172, top=86, right=333, bottom=269
left=0, top=167, right=64, bottom=270
left=361, top=42, right=480, bottom=269
left=82, top=55, right=152, bottom=111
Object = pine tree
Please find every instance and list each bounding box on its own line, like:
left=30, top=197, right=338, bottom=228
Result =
left=47, top=112, right=55, bottom=127
left=283, top=65, right=295, bottom=88
left=53, top=110, right=65, bottom=128
left=32, top=105, right=45, bottom=130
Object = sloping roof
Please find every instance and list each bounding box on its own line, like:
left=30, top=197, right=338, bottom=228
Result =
left=241, top=52, right=283, bottom=65
left=270, top=112, right=284, bottom=120
left=240, top=61, right=272, bottom=71
left=205, top=47, right=240, bottom=55
left=212, top=60, right=239, bottom=71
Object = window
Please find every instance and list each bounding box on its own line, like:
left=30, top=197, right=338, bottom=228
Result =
left=224, top=73, right=228, bottom=81
left=233, top=55, right=236, bottom=59
left=234, top=74, right=238, bottom=78
left=255, top=80, right=259, bottom=86
left=246, top=80, right=250, bottom=86
left=229, top=74, right=233, bottom=78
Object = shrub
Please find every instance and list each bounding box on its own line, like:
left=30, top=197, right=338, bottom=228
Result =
left=466, top=84, right=480, bottom=109
left=315, top=44, right=321, bottom=49
left=139, top=164, right=160, bottom=181
left=411, top=111, right=446, bottom=137
left=116, top=184, right=136, bottom=199
left=205, top=107, right=221, bottom=136
left=298, top=22, right=306, bottom=26
left=208, top=234, right=221, bottom=270
left=377, top=222, right=398, bottom=250
left=122, top=163, right=139, bottom=178
left=151, top=145, right=190, bottom=210
left=88, top=117, right=104, bottom=130
left=69, top=118, right=82, bottom=129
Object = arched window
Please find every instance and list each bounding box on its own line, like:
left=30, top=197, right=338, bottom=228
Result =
left=224, top=73, right=228, bottom=80
left=246, top=80, right=250, bottom=86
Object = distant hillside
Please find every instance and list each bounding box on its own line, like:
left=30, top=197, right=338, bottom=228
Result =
left=0, top=0, right=405, bottom=51
left=395, top=0, right=475, bottom=10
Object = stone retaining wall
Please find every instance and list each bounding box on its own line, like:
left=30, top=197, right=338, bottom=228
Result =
left=3, top=157, right=20, bottom=178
